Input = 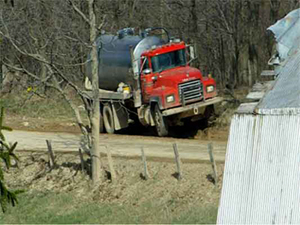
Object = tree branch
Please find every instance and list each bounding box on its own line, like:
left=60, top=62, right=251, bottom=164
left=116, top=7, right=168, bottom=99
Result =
left=68, top=0, right=91, bottom=27
left=69, top=0, right=106, bottom=34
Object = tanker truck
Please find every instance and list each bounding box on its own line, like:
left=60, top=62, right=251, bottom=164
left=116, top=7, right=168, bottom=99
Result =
left=84, top=28, right=223, bottom=137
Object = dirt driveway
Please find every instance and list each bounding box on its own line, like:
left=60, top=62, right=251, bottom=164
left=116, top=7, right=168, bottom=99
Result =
left=5, top=130, right=227, bottom=162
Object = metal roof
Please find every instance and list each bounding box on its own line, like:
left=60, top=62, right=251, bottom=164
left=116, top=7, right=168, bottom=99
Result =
left=258, top=8, right=300, bottom=114
left=268, top=8, right=300, bottom=62
left=257, top=51, right=300, bottom=114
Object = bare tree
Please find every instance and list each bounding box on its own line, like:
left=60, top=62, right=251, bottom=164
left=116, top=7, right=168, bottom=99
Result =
left=0, top=0, right=103, bottom=184
left=2, top=0, right=299, bottom=95
left=60, top=0, right=104, bottom=183
left=87, top=0, right=101, bottom=184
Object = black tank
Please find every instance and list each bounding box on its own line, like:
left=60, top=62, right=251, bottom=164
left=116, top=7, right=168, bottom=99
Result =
left=86, top=28, right=165, bottom=91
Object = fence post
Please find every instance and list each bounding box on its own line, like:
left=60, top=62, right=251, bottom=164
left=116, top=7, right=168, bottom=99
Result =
left=173, top=143, right=182, bottom=180
left=79, top=148, right=85, bottom=172
left=106, top=146, right=117, bottom=182
left=141, top=147, right=149, bottom=180
left=208, top=143, right=218, bottom=186
left=46, top=140, right=56, bottom=168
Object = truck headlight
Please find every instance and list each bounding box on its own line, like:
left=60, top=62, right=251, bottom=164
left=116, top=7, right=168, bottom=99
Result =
left=206, top=85, right=215, bottom=93
left=166, top=95, right=175, bottom=103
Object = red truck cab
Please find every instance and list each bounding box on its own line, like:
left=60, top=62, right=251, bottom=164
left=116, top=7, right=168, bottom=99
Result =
left=140, top=41, right=217, bottom=109
left=137, top=41, right=220, bottom=136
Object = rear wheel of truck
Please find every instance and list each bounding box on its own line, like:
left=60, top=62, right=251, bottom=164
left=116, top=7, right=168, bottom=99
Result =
left=153, top=104, right=169, bottom=137
left=103, top=104, right=115, bottom=134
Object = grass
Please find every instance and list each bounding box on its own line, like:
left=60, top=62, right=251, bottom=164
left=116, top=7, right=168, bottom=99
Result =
left=0, top=191, right=218, bottom=224
left=0, top=91, right=85, bottom=121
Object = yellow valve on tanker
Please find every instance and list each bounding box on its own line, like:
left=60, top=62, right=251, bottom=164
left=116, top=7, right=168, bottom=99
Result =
left=123, top=86, right=130, bottom=94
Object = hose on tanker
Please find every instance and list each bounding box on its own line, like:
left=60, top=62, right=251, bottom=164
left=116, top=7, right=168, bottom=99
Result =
left=144, top=27, right=170, bottom=43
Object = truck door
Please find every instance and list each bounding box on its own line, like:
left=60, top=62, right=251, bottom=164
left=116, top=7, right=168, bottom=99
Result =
left=140, top=57, right=154, bottom=103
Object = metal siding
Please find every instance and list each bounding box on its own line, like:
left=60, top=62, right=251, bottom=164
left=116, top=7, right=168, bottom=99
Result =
left=217, top=114, right=300, bottom=224
left=218, top=10, right=300, bottom=224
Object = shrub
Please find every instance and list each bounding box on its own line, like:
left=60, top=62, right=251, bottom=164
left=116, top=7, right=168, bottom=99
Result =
left=0, top=107, right=20, bottom=212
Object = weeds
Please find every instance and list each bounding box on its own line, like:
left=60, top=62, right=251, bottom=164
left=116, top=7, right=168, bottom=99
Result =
left=0, top=91, right=86, bottom=121
left=0, top=192, right=218, bottom=224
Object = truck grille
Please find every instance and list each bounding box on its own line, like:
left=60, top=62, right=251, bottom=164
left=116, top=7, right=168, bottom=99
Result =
left=179, top=79, right=203, bottom=105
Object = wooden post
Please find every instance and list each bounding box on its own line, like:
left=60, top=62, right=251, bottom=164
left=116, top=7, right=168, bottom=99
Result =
left=141, top=147, right=149, bottom=180
left=88, top=0, right=102, bottom=185
left=79, top=148, right=85, bottom=172
left=173, top=143, right=182, bottom=180
left=208, top=143, right=218, bottom=186
left=46, top=140, right=55, bottom=168
left=106, top=146, right=117, bottom=182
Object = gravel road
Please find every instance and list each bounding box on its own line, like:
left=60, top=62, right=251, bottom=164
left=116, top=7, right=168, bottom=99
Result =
left=5, top=130, right=227, bottom=162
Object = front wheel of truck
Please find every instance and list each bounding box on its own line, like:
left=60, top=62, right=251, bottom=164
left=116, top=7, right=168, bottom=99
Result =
left=153, top=104, right=169, bottom=137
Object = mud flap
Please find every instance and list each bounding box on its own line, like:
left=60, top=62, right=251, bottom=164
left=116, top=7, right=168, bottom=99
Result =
left=112, top=102, right=129, bottom=130
left=138, top=105, right=155, bottom=127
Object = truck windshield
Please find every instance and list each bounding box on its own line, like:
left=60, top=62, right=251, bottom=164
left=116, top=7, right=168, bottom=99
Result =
left=151, top=49, right=186, bottom=73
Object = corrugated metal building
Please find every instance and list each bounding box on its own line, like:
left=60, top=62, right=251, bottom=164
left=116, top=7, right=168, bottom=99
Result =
left=217, top=9, right=300, bottom=224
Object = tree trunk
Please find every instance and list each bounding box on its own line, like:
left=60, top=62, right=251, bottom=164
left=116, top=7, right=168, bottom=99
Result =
left=0, top=62, right=2, bottom=89
left=88, top=0, right=102, bottom=184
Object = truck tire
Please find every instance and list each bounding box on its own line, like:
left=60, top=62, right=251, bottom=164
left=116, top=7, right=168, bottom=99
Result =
left=154, top=104, right=169, bottom=137
left=103, top=104, right=115, bottom=134
left=204, top=105, right=215, bottom=119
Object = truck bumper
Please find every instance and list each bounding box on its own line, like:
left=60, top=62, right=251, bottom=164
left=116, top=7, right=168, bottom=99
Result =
left=162, top=97, right=223, bottom=117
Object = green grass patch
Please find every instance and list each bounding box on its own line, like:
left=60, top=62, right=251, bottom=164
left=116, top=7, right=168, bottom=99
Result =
left=0, top=191, right=218, bottom=224
left=0, top=92, right=84, bottom=121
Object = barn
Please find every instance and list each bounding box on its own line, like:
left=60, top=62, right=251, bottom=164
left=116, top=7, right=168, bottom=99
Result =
left=217, top=8, right=300, bottom=224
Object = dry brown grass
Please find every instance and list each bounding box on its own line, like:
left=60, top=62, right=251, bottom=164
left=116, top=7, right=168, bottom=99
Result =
left=2, top=152, right=222, bottom=223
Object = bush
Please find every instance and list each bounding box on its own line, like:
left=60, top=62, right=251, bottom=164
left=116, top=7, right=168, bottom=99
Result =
left=0, top=106, right=20, bottom=213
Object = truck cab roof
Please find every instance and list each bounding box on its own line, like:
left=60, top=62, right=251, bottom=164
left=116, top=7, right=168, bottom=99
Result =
left=142, top=42, right=186, bottom=57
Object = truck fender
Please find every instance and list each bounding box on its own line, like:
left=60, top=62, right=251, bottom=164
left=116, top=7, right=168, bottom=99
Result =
left=111, top=102, right=129, bottom=130
left=149, top=96, right=163, bottom=111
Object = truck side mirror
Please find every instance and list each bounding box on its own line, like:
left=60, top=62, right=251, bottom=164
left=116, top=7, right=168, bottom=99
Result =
left=130, top=46, right=140, bottom=80
left=186, top=44, right=197, bottom=64
left=142, top=68, right=152, bottom=75
left=132, top=60, right=139, bottom=79
left=189, top=45, right=195, bottom=60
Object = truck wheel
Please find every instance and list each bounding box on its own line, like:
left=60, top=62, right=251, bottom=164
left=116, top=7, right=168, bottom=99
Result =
left=154, top=104, right=169, bottom=137
left=204, top=105, right=215, bottom=119
left=103, top=104, right=115, bottom=134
